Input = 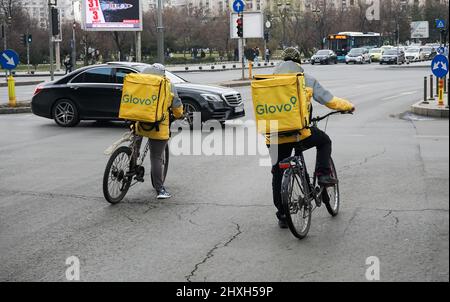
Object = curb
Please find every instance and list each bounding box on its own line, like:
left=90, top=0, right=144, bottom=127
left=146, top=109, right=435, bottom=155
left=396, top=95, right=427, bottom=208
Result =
left=411, top=100, right=449, bottom=118
left=0, top=106, right=32, bottom=114
left=173, top=63, right=277, bottom=73
left=0, top=80, right=43, bottom=88
left=219, top=81, right=251, bottom=88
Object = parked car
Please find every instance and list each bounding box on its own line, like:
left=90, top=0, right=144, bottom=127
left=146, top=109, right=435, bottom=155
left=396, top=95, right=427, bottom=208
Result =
left=379, top=49, right=406, bottom=65
left=345, top=48, right=371, bottom=64
left=31, top=62, right=245, bottom=127
left=405, top=47, right=425, bottom=62
left=369, top=48, right=383, bottom=62
left=421, top=46, right=437, bottom=60
left=310, top=49, right=338, bottom=65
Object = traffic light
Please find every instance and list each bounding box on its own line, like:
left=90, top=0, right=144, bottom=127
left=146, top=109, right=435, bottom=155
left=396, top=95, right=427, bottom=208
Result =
left=51, top=7, right=59, bottom=36
left=27, top=34, right=32, bottom=44
left=264, top=32, right=270, bottom=42
left=236, top=17, right=243, bottom=38
left=21, top=34, right=27, bottom=46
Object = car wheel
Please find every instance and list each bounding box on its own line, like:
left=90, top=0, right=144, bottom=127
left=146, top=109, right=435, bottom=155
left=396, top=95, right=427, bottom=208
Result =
left=52, top=99, right=80, bottom=127
left=311, top=61, right=315, bottom=65
left=182, top=99, right=201, bottom=128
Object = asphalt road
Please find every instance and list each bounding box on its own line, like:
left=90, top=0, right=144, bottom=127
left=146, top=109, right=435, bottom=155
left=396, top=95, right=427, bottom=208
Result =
left=0, top=63, right=448, bottom=282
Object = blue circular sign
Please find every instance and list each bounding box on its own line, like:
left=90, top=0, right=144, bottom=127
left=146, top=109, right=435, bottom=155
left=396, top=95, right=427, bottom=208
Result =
left=0, top=49, right=19, bottom=70
left=233, top=0, right=245, bottom=13
left=431, top=54, right=449, bottom=78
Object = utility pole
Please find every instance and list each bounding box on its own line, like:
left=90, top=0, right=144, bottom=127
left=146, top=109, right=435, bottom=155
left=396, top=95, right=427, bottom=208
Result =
left=136, top=31, right=142, bottom=62
left=157, top=0, right=164, bottom=64
left=48, top=0, right=56, bottom=81
left=72, top=21, right=77, bottom=71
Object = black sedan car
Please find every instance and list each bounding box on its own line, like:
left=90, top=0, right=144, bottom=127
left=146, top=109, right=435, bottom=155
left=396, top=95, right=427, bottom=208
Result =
left=379, top=49, right=406, bottom=65
left=31, top=62, right=245, bottom=127
left=310, top=50, right=338, bottom=65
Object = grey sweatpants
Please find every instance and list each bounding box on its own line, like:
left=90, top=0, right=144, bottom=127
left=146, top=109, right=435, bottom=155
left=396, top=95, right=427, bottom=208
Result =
left=149, top=139, right=168, bottom=191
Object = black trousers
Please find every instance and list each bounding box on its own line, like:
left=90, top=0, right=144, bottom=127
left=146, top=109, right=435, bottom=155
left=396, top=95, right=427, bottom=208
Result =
left=268, top=127, right=332, bottom=217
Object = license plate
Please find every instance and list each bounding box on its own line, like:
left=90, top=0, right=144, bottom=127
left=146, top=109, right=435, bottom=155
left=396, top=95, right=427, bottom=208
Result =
left=315, top=59, right=320, bottom=62
left=235, top=106, right=244, bottom=113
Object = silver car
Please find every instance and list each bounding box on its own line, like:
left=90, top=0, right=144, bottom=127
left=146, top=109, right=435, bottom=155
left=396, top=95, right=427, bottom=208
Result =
left=345, top=48, right=371, bottom=64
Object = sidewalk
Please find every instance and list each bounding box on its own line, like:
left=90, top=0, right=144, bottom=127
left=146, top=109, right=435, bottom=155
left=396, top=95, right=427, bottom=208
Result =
left=1, top=61, right=281, bottom=86
left=411, top=93, right=449, bottom=118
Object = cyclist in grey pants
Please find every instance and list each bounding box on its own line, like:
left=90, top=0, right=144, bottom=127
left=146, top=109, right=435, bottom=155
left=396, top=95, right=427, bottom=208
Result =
left=142, top=63, right=184, bottom=199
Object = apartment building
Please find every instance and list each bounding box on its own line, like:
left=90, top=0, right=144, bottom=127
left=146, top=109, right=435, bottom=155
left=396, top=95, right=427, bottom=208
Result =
left=17, top=0, right=73, bottom=28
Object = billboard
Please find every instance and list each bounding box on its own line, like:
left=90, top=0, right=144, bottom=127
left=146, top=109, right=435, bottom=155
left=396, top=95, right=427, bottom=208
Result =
left=410, top=21, right=429, bottom=39
left=82, top=0, right=142, bottom=31
left=230, top=12, right=264, bottom=39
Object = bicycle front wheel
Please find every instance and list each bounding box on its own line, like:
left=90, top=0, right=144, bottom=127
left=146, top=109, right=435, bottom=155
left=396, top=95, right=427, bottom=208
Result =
left=281, top=168, right=312, bottom=239
left=103, top=146, right=132, bottom=204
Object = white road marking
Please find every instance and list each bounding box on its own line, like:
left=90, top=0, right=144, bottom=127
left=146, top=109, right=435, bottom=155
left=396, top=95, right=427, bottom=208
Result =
left=381, top=91, right=417, bottom=101
left=415, top=135, right=449, bottom=139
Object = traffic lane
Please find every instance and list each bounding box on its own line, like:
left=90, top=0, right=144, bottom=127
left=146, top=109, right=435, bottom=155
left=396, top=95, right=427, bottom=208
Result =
left=1, top=66, right=448, bottom=281
left=1, top=115, right=447, bottom=281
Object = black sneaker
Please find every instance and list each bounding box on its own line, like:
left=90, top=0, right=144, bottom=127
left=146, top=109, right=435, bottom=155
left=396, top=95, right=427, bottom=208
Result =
left=318, top=175, right=338, bottom=187
left=278, top=218, right=288, bottom=229
left=276, top=212, right=288, bottom=229
left=157, top=187, right=171, bottom=199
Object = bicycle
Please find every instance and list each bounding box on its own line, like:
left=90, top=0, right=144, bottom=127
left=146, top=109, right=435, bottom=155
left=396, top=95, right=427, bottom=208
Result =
left=279, top=111, right=352, bottom=239
left=102, top=123, right=169, bottom=204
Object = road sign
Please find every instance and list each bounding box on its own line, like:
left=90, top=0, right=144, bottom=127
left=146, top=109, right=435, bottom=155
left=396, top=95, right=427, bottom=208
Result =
left=265, top=21, right=271, bottom=29
left=0, top=49, right=19, bottom=70
left=233, top=0, right=245, bottom=13
left=435, top=19, right=445, bottom=29
left=411, top=21, right=429, bottom=39
left=431, top=54, right=449, bottom=78
left=438, top=47, right=445, bottom=54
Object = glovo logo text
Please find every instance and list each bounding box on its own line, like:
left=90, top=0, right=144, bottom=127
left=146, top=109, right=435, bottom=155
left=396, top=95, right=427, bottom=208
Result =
left=122, top=94, right=158, bottom=106
left=256, top=96, right=298, bottom=115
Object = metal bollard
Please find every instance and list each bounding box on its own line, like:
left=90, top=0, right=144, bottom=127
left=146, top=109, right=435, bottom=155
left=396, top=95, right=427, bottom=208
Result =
left=429, top=75, right=434, bottom=100
left=436, top=74, right=439, bottom=96
left=423, top=76, right=429, bottom=104
left=7, top=75, right=16, bottom=107
left=444, top=75, right=447, bottom=94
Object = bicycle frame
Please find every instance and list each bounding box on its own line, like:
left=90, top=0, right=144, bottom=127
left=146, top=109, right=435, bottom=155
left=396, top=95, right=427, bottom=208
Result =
left=280, top=110, right=351, bottom=210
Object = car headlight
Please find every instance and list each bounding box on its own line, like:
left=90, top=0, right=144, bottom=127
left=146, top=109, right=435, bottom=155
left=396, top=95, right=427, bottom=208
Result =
left=201, top=93, right=223, bottom=102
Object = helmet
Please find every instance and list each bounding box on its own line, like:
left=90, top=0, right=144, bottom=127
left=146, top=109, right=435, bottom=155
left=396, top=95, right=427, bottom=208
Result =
left=152, top=63, right=166, bottom=71
left=142, top=63, right=166, bottom=76
left=281, top=47, right=301, bottom=63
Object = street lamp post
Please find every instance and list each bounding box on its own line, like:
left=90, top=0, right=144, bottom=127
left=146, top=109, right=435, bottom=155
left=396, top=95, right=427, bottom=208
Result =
left=277, top=1, right=291, bottom=49
left=157, top=0, right=164, bottom=64
left=48, top=0, right=57, bottom=81
left=72, top=21, right=77, bottom=71
left=312, top=7, right=322, bottom=49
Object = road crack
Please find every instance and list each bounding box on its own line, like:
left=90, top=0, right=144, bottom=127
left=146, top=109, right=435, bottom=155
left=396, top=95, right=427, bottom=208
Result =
left=185, top=223, right=242, bottom=282
left=340, top=148, right=387, bottom=172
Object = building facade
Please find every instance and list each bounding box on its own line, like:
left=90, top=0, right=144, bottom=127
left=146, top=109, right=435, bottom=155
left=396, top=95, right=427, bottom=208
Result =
left=17, top=0, right=73, bottom=28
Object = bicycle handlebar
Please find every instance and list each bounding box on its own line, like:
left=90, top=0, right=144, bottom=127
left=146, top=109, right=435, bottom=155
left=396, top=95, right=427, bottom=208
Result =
left=310, top=110, right=353, bottom=123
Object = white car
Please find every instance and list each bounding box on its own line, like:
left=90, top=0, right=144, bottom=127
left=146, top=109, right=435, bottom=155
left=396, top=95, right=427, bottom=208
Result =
left=345, top=48, right=371, bottom=64
left=405, top=47, right=425, bottom=62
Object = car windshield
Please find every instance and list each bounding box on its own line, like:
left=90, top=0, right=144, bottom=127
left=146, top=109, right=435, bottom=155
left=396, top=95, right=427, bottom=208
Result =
left=166, top=71, right=187, bottom=84
left=316, top=50, right=330, bottom=55
left=349, top=48, right=364, bottom=55
left=384, top=50, right=398, bottom=55
left=370, top=49, right=381, bottom=53
left=422, top=47, right=432, bottom=53
left=406, top=48, right=419, bottom=53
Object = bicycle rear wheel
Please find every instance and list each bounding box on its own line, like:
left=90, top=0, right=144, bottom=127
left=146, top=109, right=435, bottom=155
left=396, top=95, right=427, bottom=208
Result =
left=151, top=144, right=170, bottom=189
left=103, top=146, right=132, bottom=204
left=281, top=169, right=312, bottom=239
left=322, top=158, right=340, bottom=216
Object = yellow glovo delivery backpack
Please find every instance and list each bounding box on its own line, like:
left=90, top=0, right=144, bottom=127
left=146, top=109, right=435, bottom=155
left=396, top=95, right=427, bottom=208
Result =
left=118, top=73, right=173, bottom=136
left=251, top=73, right=309, bottom=137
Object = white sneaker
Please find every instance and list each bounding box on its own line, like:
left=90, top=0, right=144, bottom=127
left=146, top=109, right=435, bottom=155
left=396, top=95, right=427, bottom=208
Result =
left=157, top=187, right=171, bottom=199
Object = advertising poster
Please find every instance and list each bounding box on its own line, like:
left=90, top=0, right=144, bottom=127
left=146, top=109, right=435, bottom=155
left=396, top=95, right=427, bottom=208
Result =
left=83, top=0, right=142, bottom=31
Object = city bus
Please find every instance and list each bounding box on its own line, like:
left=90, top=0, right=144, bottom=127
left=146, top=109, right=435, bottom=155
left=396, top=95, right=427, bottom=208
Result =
left=327, top=32, right=382, bottom=62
